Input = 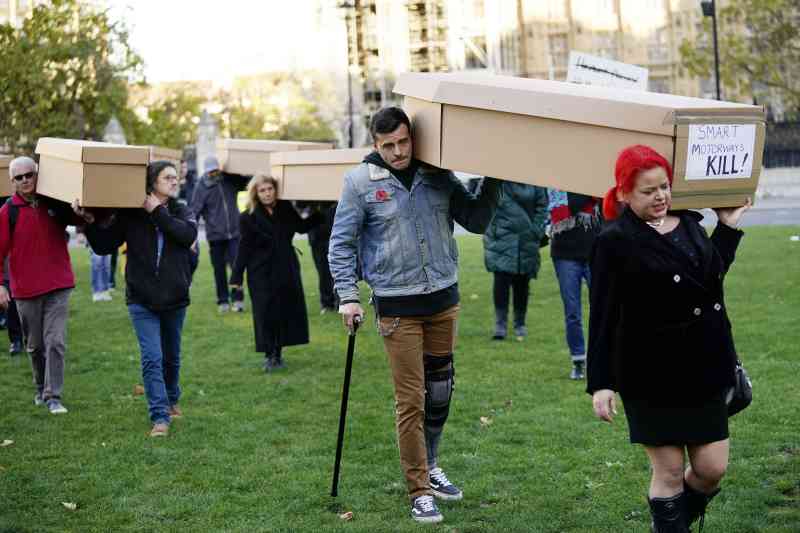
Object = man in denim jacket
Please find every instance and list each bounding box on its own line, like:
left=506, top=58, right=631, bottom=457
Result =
left=329, top=107, right=502, bottom=524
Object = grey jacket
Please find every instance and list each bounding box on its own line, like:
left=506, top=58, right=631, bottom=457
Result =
left=328, top=160, right=502, bottom=302
left=190, top=173, right=249, bottom=242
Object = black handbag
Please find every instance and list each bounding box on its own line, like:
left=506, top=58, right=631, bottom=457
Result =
left=725, top=361, right=752, bottom=417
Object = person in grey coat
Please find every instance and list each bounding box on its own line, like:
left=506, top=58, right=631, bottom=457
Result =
left=190, top=156, right=249, bottom=312
left=483, top=182, right=549, bottom=340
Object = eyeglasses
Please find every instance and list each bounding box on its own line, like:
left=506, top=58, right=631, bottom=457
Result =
left=12, top=171, right=36, bottom=182
left=160, top=175, right=180, bottom=182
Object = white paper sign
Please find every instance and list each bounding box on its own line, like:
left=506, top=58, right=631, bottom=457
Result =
left=566, top=51, right=649, bottom=90
left=686, top=124, right=756, bottom=180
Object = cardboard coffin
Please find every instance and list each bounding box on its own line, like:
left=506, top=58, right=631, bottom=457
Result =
left=35, top=138, right=149, bottom=208
left=270, top=148, right=372, bottom=200
left=394, top=73, right=766, bottom=209
left=216, top=139, right=333, bottom=176
left=0, top=155, right=13, bottom=197
left=148, top=146, right=182, bottom=166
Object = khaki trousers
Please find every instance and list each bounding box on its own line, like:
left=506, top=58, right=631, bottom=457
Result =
left=16, top=288, right=72, bottom=401
left=379, top=304, right=459, bottom=499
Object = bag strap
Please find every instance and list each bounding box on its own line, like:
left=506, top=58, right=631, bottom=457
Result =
left=5, top=197, right=18, bottom=238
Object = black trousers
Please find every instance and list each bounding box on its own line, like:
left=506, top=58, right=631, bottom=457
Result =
left=493, top=272, right=531, bottom=325
left=109, top=249, right=118, bottom=288
left=208, top=238, right=244, bottom=305
left=309, top=237, right=337, bottom=309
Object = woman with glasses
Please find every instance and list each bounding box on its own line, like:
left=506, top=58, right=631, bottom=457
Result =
left=77, top=161, right=197, bottom=437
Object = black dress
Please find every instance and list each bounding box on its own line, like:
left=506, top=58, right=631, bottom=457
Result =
left=230, top=201, right=320, bottom=356
left=587, top=210, right=743, bottom=446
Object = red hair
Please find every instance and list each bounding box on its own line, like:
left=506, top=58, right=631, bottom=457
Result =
left=603, top=145, right=673, bottom=220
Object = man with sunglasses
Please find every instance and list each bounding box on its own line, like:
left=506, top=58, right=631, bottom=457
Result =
left=0, top=157, right=80, bottom=414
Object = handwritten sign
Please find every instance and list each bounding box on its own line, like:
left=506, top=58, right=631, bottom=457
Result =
left=566, top=51, right=648, bottom=90
left=686, top=124, right=756, bottom=180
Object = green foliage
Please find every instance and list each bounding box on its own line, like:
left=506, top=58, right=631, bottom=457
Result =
left=0, top=227, right=798, bottom=531
left=216, top=72, right=338, bottom=142
left=122, top=92, right=205, bottom=150
left=679, top=0, right=800, bottom=117
left=0, top=0, right=143, bottom=153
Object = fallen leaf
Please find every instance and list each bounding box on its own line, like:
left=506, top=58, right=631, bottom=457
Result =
left=198, top=389, right=206, bottom=396
left=61, top=502, right=77, bottom=511
left=470, top=293, right=479, bottom=300
left=504, top=399, right=513, bottom=408
left=133, top=384, right=145, bottom=396
left=1, top=440, right=13, bottom=447
left=339, top=511, right=354, bottom=521
left=479, top=416, right=493, bottom=427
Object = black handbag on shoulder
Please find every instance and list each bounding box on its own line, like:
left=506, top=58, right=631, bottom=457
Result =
left=725, top=360, right=752, bottom=417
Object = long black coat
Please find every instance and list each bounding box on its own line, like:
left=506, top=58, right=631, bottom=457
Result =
left=230, top=201, right=320, bottom=352
left=586, top=208, right=743, bottom=404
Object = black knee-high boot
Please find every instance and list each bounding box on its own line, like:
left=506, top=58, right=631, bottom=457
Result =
left=684, top=481, right=720, bottom=531
left=649, top=492, right=689, bottom=533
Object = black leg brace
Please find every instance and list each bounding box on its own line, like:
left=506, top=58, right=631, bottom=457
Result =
left=424, top=353, right=454, bottom=468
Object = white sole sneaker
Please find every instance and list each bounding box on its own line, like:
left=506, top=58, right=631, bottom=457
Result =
left=430, top=487, right=463, bottom=501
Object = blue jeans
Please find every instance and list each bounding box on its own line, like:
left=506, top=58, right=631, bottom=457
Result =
left=128, top=304, right=187, bottom=424
left=90, top=250, right=111, bottom=294
left=552, top=259, right=591, bottom=362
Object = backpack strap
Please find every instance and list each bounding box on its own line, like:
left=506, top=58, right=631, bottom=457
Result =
left=5, top=197, right=18, bottom=238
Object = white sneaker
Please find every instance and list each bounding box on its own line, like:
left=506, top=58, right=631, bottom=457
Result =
left=232, top=301, right=244, bottom=313
left=101, top=291, right=113, bottom=301
left=47, top=400, right=68, bottom=414
left=92, top=292, right=103, bottom=302
left=218, top=303, right=231, bottom=313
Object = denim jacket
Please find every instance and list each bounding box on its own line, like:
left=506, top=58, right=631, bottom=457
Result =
left=329, top=161, right=502, bottom=302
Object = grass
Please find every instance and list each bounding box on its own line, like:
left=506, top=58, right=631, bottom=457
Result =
left=1, top=226, right=798, bottom=532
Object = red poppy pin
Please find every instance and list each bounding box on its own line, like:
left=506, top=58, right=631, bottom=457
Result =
left=375, top=189, right=391, bottom=201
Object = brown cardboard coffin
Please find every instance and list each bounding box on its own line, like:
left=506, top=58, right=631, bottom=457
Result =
left=34, top=138, right=149, bottom=207
left=147, top=146, right=182, bottom=166
left=270, top=148, right=372, bottom=200
left=0, top=155, right=13, bottom=197
left=393, top=73, right=766, bottom=209
left=216, top=138, right=333, bottom=176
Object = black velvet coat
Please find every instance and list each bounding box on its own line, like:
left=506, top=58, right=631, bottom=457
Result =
left=586, top=208, right=743, bottom=404
left=230, top=201, right=320, bottom=352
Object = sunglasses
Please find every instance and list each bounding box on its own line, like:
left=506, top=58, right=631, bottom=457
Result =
left=12, top=171, right=36, bottom=182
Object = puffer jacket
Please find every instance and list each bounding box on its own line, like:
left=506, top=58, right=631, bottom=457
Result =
left=190, top=173, right=249, bottom=242
left=483, top=182, right=549, bottom=276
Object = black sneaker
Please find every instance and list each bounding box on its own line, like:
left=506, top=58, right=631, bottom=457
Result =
left=570, top=362, right=585, bottom=380
left=429, top=467, right=463, bottom=501
left=263, top=357, right=278, bottom=373
left=410, top=495, right=443, bottom=523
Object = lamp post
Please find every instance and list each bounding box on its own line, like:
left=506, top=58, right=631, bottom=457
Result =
left=700, top=0, right=721, bottom=100
left=339, top=1, right=356, bottom=148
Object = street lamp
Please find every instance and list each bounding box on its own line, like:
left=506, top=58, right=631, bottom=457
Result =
left=700, top=0, right=722, bottom=100
left=339, top=1, right=356, bottom=148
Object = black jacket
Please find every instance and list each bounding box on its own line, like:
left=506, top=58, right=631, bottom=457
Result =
left=586, top=208, right=743, bottom=404
left=85, top=202, right=198, bottom=311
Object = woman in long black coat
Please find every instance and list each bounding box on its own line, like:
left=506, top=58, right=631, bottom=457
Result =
left=230, top=174, right=320, bottom=372
left=587, top=145, right=751, bottom=532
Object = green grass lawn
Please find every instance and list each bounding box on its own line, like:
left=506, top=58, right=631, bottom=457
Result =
left=1, top=226, right=798, bottom=532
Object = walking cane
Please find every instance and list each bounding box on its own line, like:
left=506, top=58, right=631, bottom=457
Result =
left=331, top=315, right=361, bottom=498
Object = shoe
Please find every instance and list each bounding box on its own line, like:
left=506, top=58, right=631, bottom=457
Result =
left=263, top=356, right=278, bottom=373
left=218, top=303, right=231, bottom=313
left=101, top=290, right=112, bottom=301
left=232, top=301, right=244, bottom=313
left=34, top=391, right=44, bottom=406
left=150, top=422, right=169, bottom=437
left=429, top=467, right=463, bottom=501
left=570, top=362, right=585, bottom=380
left=514, top=324, right=527, bottom=341
left=410, top=495, right=443, bottom=523
left=92, top=292, right=104, bottom=302
left=47, top=399, right=68, bottom=414
left=274, top=356, right=286, bottom=370
left=169, top=405, right=183, bottom=418
left=492, top=309, right=507, bottom=340
left=9, top=340, right=22, bottom=355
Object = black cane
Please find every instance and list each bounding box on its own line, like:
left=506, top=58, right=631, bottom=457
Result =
left=331, top=316, right=361, bottom=498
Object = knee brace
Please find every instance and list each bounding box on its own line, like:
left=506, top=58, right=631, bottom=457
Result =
left=423, top=353, right=454, bottom=430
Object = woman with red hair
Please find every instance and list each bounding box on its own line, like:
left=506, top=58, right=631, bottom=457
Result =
left=587, top=145, right=751, bottom=531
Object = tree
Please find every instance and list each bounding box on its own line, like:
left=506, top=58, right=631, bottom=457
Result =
left=121, top=92, right=205, bottom=150
left=0, top=0, right=143, bottom=153
left=679, top=0, right=800, bottom=118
